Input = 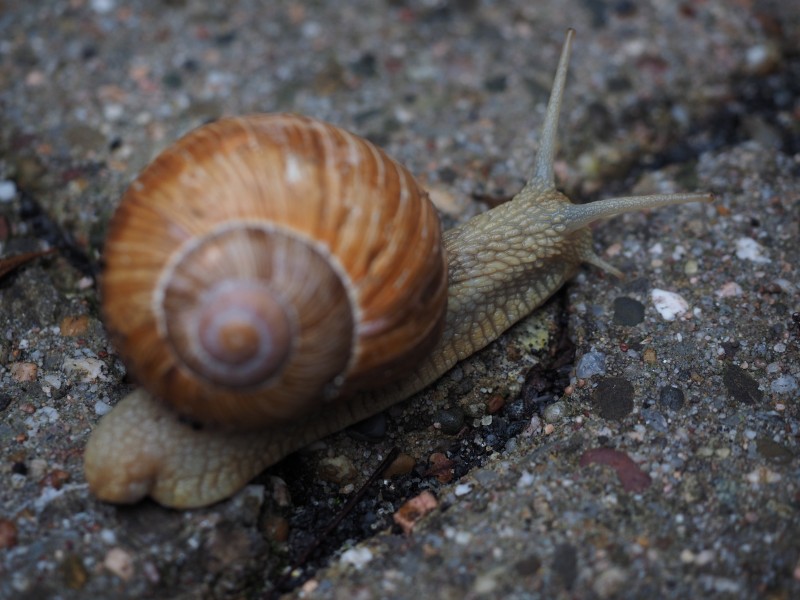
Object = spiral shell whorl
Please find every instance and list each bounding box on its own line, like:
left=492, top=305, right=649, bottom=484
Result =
left=101, top=113, right=447, bottom=429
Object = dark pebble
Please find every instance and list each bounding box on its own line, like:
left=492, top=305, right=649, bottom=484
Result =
left=613, top=297, right=645, bottom=326
left=592, top=377, right=634, bottom=420
left=504, top=398, right=527, bottom=421
left=348, top=412, right=388, bottom=441
left=435, top=407, right=465, bottom=435
left=552, top=543, right=578, bottom=590
left=722, top=364, right=763, bottom=405
left=514, top=554, right=542, bottom=576
left=484, top=74, right=507, bottom=92
left=658, top=386, right=685, bottom=411
left=755, top=438, right=794, bottom=465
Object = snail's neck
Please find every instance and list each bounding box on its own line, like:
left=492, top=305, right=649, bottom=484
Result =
left=438, top=182, right=587, bottom=363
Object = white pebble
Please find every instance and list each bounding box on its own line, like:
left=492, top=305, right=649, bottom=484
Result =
left=715, top=282, right=743, bottom=298
left=735, top=237, right=771, bottom=263
left=339, top=547, right=373, bottom=569
left=517, top=470, right=535, bottom=488
left=90, top=0, right=115, bottom=14
left=0, top=180, right=17, bottom=202
left=100, top=528, right=118, bottom=544
left=62, top=356, right=106, bottom=381
left=103, top=547, right=134, bottom=580
left=771, top=375, right=797, bottom=394
left=454, top=484, right=472, bottom=497
left=651, top=289, right=689, bottom=321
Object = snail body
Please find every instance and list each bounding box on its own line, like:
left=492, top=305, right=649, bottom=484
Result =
left=85, top=30, right=711, bottom=508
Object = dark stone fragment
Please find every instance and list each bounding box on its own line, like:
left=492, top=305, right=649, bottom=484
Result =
left=214, top=31, right=236, bottom=46
left=552, top=543, right=578, bottom=590
left=658, top=386, right=685, bottom=411
left=514, top=554, right=542, bottom=576
left=755, top=439, right=794, bottom=465
left=504, top=398, right=527, bottom=421
left=350, top=52, right=377, bottom=78
left=0, top=395, right=11, bottom=412
left=613, top=297, right=645, bottom=326
left=435, top=407, right=465, bottom=435
left=348, top=412, right=387, bottom=442
left=484, top=74, right=507, bottom=92
left=592, top=377, right=634, bottom=420
left=162, top=71, right=183, bottom=89
left=720, top=339, right=740, bottom=358
left=722, top=365, right=763, bottom=405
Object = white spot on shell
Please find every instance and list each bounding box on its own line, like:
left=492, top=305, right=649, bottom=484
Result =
left=284, top=155, right=302, bottom=183
left=651, top=288, right=689, bottom=321
left=735, top=237, right=771, bottom=263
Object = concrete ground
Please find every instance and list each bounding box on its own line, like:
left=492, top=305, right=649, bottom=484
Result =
left=1, top=1, right=798, bottom=598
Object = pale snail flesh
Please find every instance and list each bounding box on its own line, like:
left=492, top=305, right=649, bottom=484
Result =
left=84, top=30, right=712, bottom=508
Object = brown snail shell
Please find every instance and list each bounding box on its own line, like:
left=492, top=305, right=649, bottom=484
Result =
left=101, top=114, right=448, bottom=429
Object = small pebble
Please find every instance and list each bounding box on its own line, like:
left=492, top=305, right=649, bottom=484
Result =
left=658, top=386, right=685, bottom=411
left=745, top=467, right=781, bottom=484
left=613, top=297, right=645, bottom=326
left=61, top=554, right=89, bottom=590
left=393, top=491, right=438, bottom=535
left=348, top=412, right=387, bottom=441
left=39, top=469, right=70, bottom=490
left=755, top=439, right=793, bottom=465
left=10, top=362, right=37, bottom=382
left=516, top=470, right=535, bottom=488
left=643, top=348, right=657, bottom=365
left=579, top=448, right=652, bottom=492
left=543, top=401, right=566, bottom=423
left=262, top=515, right=290, bottom=543
left=90, top=0, right=115, bottom=14
left=62, top=357, right=105, bottom=382
left=317, top=455, right=357, bottom=485
left=715, top=282, right=743, bottom=298
left=592, top=377, right=634, bottom=420
left=735, top=237, right=770, bottom=263
left=771, top=375, right=797, bottom=394
left=59, top=315, right=90, bottom=337
left=641, top=408, right=667, bottom=432
left=103, top=547, right=135, bottom=580
left=593, top=566, right=628, bottom=598
left=651, top=288, right=689, bottom=321
left=339, top=547, right=373, bottom=569
left=722, top=365, right=763, bottom=405
left=454, top=483, right=472, bottom=496
left=0, top=518, right=18, bottom=549
left=426, top=452, right=455, bottom=483
left=435, top=407, right=465, bottom=434
left=575, top=351, right=606, bottom=378
left=382, top=452, right=416, bottom=478
left=0, top=180, right=17, bottom=202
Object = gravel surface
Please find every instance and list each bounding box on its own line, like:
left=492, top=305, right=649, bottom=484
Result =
left=1, top=1, right=798, bottom=598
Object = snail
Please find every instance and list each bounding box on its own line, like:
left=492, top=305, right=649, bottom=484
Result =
left=84, top=30, right=711, bottom=508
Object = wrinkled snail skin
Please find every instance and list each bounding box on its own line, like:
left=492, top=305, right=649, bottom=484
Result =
left=84, top=29, right=712, bottom=508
